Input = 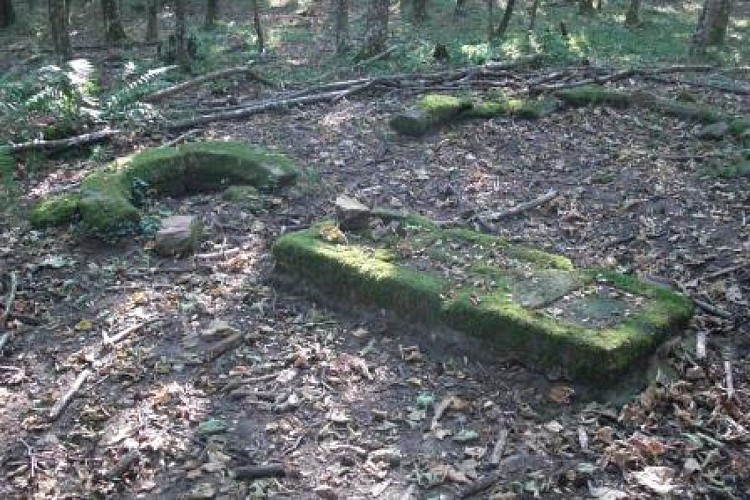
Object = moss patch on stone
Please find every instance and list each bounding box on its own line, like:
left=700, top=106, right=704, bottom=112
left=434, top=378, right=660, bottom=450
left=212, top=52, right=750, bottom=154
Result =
left=389, top=93, right=554, bottom=137
left=555, top=86, right=631, bottom=108
left=273, top=219, right=692, bottom=383
left=28, top=194, right=81, bottom=228
left=30, top=141, right=298, bottom=237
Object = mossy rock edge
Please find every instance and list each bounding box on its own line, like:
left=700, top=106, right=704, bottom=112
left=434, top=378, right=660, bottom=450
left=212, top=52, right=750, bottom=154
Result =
left=272, top=221, right=693, bottom=384
left=30, top=141, right=298, bottom=237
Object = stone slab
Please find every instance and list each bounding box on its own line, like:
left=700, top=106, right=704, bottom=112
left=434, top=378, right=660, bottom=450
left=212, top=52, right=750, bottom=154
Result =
left=272, top=219, right=693, bottom=384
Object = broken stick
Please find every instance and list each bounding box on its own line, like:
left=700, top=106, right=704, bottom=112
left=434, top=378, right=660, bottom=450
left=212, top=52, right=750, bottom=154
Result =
left=482, top=189, right=559, bottom=221
left=49, top=368, right=92, bottom=420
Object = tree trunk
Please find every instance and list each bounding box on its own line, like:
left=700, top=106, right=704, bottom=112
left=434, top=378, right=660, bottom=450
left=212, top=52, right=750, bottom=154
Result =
left=0, top=0, right=15, bottom=28
left=174, top=0, right=189, bottom=67
left=250, top=0, right=264, bottom=53
left=101, top=0, right=126, bottom=44
left=413, top=0, right=427, bottom=24
left=528, top=0, right=539, bottom=31
left=486, top=0, right=494, bottom=39
left=578, top=0, right=595, bottom=14
left=691, top=0, right=731, bottom=52
left=333, top=0, right=348, bottom=54
left=358, top=0, right=388, bottom=60
left=48, top=0, right=71, bottom=59
left=624, top=0, right=640, bottom=26
left=455, top=0, right=465, bottom=17
left=205, top=0, right=218, bottom=29
left=494, top=0, right=515, bottom=38
left=145, top=0, right=158, bottom=42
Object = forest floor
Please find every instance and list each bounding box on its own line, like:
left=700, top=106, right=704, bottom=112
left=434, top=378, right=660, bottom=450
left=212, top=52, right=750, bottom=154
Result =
left=1, top=1, right=750, bottom=499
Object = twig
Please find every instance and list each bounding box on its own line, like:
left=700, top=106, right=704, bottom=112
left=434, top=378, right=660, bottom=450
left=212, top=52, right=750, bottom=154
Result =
left=49, top=368, right=93, bottom=420
left=160, top=129, right=201, bottom=148
left=724, top=360, right=735, bottom=400
left=643, top=74, right=750, bottom=95
left=103, top=319, right=158, bottom=346
left=481, top=190, right=559, bottom=221
left=7, top=129, right=120, bottom=154
left=490, top=428, right=509, bottom=466
left=694, top=298, right=732, bottom=319
left=0, top=272, right=18, bottom=353
left=696, top=330, right=707, bottom=359
left=195, top=248, right=241, bottom=259
left=143, top=65, right=275, bottom=102
left=700, top=264, right=746, bottom=281
left=353, top=45, right=399, bottom=68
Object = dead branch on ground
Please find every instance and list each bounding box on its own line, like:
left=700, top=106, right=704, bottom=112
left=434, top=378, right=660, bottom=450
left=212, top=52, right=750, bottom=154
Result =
left=143, top=64, right=276, bottom=103
left=7, top=129, right=120, bottom=154
left=49, top=368, right=93, bottom=420
left=480, top=190, right=559, bottom=221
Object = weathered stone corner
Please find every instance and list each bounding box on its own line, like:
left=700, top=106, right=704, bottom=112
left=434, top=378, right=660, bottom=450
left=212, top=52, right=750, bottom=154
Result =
left=272, top=220, right=693, bottom=384
left=29, top=141, right=298, bottom=239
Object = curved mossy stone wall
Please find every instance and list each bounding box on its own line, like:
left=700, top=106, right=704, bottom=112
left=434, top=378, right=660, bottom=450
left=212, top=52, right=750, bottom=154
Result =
left=272, top=220, right=693, bottom=384
left=30, top=141, right=298, bottom=237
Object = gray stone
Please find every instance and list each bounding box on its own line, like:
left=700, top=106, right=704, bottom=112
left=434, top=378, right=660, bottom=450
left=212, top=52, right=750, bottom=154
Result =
left=335, top=195, right=371, bottom=230
left=154, top=215, right=202, bottom=256
left=697, top=121, right=729, bottom=140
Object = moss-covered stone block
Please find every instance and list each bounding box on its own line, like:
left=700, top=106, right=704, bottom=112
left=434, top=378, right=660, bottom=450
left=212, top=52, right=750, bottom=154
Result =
left=555, top=86, right=631, bottom=108
left=29, top=141, right=298, bottom=238
left=29, top=194, right=81, bottom=228
left=273, top=220, right=692, bottom=383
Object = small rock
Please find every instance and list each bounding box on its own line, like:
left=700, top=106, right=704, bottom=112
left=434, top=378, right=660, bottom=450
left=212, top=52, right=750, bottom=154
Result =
left=697, top=121, right=729, bottom=140
left=201, top=319, right=239, bottom=339
left=683, top=457, right=701, bottom=474
left=186, top=482, right=216, bottom=500
left=335, top=195, right=371, bottom=230
left=154, top=215, right=202, bottom=256
left=685, top=365, right=705, bottom=380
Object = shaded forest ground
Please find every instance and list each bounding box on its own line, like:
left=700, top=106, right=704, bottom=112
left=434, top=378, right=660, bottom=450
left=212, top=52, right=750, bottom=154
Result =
left=1, top=0, right=749, bottom=498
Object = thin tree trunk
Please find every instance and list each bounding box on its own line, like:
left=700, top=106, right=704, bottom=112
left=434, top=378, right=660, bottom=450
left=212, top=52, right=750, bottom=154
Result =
left=358, top=0, right=389, bottom=60
left=250, top=0, right=264, bottom=53
left=413, top=0, right=427, bottom=24
left=495, top=0, right=516, bottom=38
left=486, top=0, right=494, bottom=40
left=205, top=0, right=218, bottom=29
left=174, top=0, right=189, bottom=67
left=0, top=0, right=16, bottom=28
left=691, top=0, right=731, bottom=52
left=578, top=0, right=595, bottom=14
left=624, top=0, right=640, bottom=26
left=333, top=0, right=348, bottom=54
left=145, top=0, right=158, bottom=42
left=101, top=0, right=127, bottom=43
left=49, top=0, right=71, bottom=59
left=455, top=0, right=465, bottom=17
left=528, top=0, right=539, bottom=31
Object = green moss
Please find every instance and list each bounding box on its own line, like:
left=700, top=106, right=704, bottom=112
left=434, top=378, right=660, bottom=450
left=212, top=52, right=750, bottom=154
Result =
left=729, top=118, right=750, bottom=137
left=273, top=221, right=693, bottom=383
left=555, top=86, right=631, bottom=108
left=631, top=92, right=721, bottom=123
left=79, top=169, right=140, bottom=236
left=416, top=94, right=473, bottom=122
left=29, top=193, right=81, bottom=228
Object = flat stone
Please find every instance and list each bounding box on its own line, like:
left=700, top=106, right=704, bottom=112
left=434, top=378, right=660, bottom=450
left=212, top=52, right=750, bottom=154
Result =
left=697, top=121, right=729, bottom=140
left=273, top=218, right=693, bottom=383
left=335, top=195, right=371, bottom=230
left=154, top=215, right=202, bottom=256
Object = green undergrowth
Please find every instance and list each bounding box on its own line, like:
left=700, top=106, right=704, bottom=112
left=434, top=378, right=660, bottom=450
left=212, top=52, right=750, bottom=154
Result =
left=273, top=218, right=693, bottom=383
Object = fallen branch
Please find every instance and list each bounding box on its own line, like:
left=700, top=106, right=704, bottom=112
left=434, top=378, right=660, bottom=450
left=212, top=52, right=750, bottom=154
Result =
left=1, top=271, right=18, bottom=328
left=644, top=75, right=750, bottom=95
left=7, top=129, right=120, bottom=154
left=694, top=298, right=732, bottom=319
left=103, top=318, right=158, bottom=346
left=234, top=463, right=289, bottom=480
left=49, top=368, right=92, bottom=420
left=481, top=190, right=559, bottom=221
left=160, top=129, right=201, bottom=148
left=144, top=65, right=275, bottom=103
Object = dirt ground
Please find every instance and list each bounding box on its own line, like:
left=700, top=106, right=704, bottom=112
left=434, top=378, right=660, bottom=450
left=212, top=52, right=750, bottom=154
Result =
left=1, top=77, right=749, bottom=498
left=1, top=0, right=750, bottom=497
